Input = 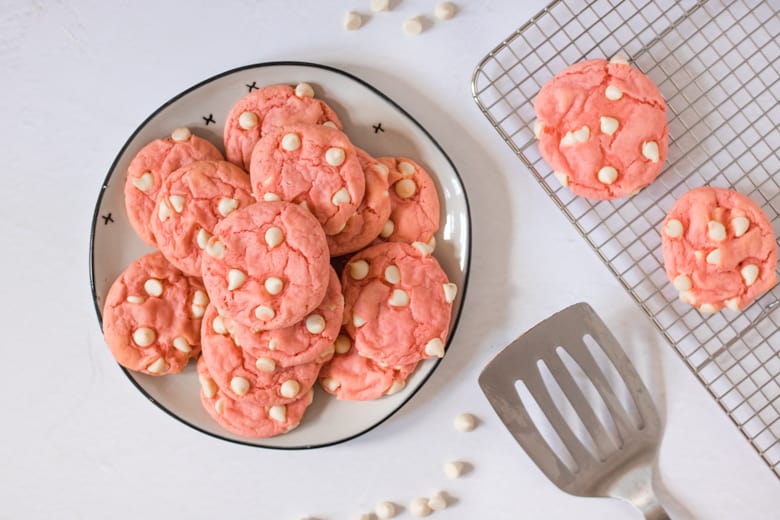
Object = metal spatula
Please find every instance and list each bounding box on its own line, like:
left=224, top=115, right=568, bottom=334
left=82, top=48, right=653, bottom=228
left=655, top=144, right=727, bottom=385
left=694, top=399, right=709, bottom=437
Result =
left=479, top=303, right=670, bottom=520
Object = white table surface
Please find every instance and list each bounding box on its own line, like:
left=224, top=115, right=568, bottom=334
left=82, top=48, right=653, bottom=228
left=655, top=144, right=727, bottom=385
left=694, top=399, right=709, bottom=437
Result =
left=2, top=1, right=778, bottom=518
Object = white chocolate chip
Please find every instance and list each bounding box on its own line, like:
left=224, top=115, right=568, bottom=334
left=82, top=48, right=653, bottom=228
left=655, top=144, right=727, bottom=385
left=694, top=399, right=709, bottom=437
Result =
left=325, top=147, right=346, bottom=166
left=319, top=344, right=335, bottom=361
left=409, top=498, right=431, bottom=517
left=212, top=315, right=227, bottom=335
left=428, top=492, right=447, bottom=511
left=600, top=116, right=619, bottom=135
left=388, top=289, right=410, bottom=307
left=254, top=306, right=275, bottom=321
left=268, top=405, right=287, bottom=422
left=305, top=314, right=326, bottom=334
left=375, top=501, right=396, bottom=519
left=191, top=303, right=207, bottom=319
left=331, top=187, right=351, bottom=206
left=398, top=161, right=415, bottom=176
left=263, top=192, right=281, bottom=202
left=425, top=338, right=445, bottom=358
left=193, top=290, right=209, bottom=306
left=299, top=200, right=310, bottom=211
left=199, top=374, right=217, bottom=398
left=412, top=241, right=434, bottom=257
left=171, top=127, right=191, bottom=141
left=374, top=163, right=390, bottom=177
left=196, top=228, right=211, bottom=249
left=280, top=379, right=301, bottom=398
left=610, top=54, right=629, bottom=65
left=256, top=357, right=276, bottom=372
left=126, top=295, right=144, bottom=304
left=371, top=0, right=390, bottom=11
left=238, top=111, right=258, bottom=130
left=265, top=226, right=284, bottom=248
left=679, top=290, right=696, bottom=305
left=294, top=82, right=314, bottom=98
left=442, top=283, right=457, bottom=303
left=206, top=238, right=225, bottom=259
left=732, top=216, right=750, bottom=237
left=741, top=264, right=759, bottom=286
left=597, top=166, right=618, bottom=185
left=443, top=460, right=465, bottom=479
left=214, top=398, right=226, bottom=414
left=385, top=380, right=406, bottom=395
left=218, top=197, right=239, bottom=217
left=395, top=178, right=417, bottom=199
left=573, top=126, right=590, bottom=142
left=169, top=195, right=185, bottom=213
left=322, top=378, right=341, bottom=392
left=354, top=514, right=371, bottom=520
left=642, top=141, right=660, bottom=163
left=349, top=259, right=370, bottom=280
left=334, top=335, right=351, bottom=354
left=384, top=265, right=401, bottom=284
left=227, top=269, right=247, bottom=291
left=673, top=274, right=692, bottom=291
left=353, top=314, right=366, bottom=327
left=158, top=201, right=171, bottom=222
left=427, top=236, right=437, bottom=251
left=343, top=11, right=362, bottom=31
left=724, top=298, right=740, bottom=311
left=172, top=337, right=191, bottom=354
left=230, top=376, right=250, bottom=396
left=454, top=412, right=477, bottom=432
left=131, top=172, right=154, bottom=192
left=706, top=249, right=721, bottom=265
left=435, top=1, right=456, bottom=20
left=281, top=133, right=301, bottom=151
left=560, top=131, right=576, bottom=147
left=144, top=278, right=163, bottom=297
left=533, top=120, right=543, bottom=139
left=708, top=220, right=727, bottom=241
left=322, top=121, right=338, bottom=129
left=147, top=357, right=168, bottom=374
left=553, top=171, right=569, bottom=187
left=133, top=327, right=156, bottom=347
left=380, top=219, right=395, bottom=238
left=403, top=17, right=423, bottom=35
left=268, top=338, right=278, bottom=350
left=264, top=276, right=284, bottom=295
left=605, top=85, right=623, bottom=100
left=664, top=219, right=683, bottom=238
left=699, top=303, right=718, bottom=314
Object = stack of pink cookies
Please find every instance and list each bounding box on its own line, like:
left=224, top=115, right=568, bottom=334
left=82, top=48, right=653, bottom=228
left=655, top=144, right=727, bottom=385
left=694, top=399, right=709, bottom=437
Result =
left=102, top=82, right=457, bottom=438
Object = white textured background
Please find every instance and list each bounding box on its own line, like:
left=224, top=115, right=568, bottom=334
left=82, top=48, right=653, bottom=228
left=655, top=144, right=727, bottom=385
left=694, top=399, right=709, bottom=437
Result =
left=1, top=1, right=778, bottom=518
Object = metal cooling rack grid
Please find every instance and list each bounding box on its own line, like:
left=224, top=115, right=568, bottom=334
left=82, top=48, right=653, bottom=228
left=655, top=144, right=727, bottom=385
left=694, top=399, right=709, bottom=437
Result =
left=472, top=0, right=780, bottom=477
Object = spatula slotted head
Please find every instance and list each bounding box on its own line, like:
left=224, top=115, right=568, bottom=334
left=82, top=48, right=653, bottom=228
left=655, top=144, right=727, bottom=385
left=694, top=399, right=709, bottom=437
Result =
left=478, top=302, right=661, bottom=497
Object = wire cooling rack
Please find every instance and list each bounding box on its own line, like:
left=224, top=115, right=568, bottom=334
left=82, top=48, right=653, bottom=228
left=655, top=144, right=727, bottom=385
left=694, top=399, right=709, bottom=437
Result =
left=473, top=0, right=780, bottom=477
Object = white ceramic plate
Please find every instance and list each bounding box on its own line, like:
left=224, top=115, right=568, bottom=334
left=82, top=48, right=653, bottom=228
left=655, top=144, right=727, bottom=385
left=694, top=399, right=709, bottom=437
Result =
left=90, top=62, right=471, bottom=448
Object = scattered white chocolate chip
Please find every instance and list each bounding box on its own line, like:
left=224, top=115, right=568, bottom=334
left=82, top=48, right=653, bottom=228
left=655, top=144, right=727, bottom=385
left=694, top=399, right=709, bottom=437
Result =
left=144, top=278, right=163, bottom=297
left=218, top=197, right=239, bottom=217
left=230, top=376, right=250, bottom=396
left=319, top=344, right=335, bottom=361
left=172, top=337, right=191, bottom=354
left=349, top=259, right=370, bottom=280
left=227, top=269, right=247, bottom=291
left=642, top=141, right=660, bottom=163
left=353, top=314, right=367, bottom=327
left=281, top=132, right=301, bottom=151
left=306, top=314, right=326, bottom=334
left=334, top=335, right=351, bottom=354
left=322, top=121, right=338, bottom=129
left=553, top=171, right=569, bottom=187
left=412, top=241, right=434, bottom=256
left=371, top=0, right=390, bottom=11
left=388, top=289, right=410, bottom=306
left=741, top=264, right=759, bottom=286
left=427, top=236, right=437, bottom=251
left=597, top=166, right=618, bottom=185
left=706, top=249, right=721, bottom=265
left=199, top=374, right=217, bottom=398
left=294, top=82, right=314, bottom=98
left=299, top=201, right=310, bottom=211
left=169, top=195, right=185, bottom=213
left=133, top=327, right=156, bottom=347
left=268, top=405, right=287, bottom=422
left=238, top=111, right=258, bottom=130
left=454, top=412, right=477, bottom=432
left=375, top=501, right=396, bottom=519
left=610, top=54, right=629, bottom=65
left=268, top=338, right=278, bottom=350
left=533, top=120, right=543, bottom=139
left=403, top=17, right=423, bottom=35
left=386, top=380, right=406, bottom=395
left=673, top=274, right=692, bottom=291
left=354, top=514, right=371, bottom=520
left=193, top=290, right=209, bottom=306
left=732, top=216, right=750, bottom=237
left=409, top=498, right=431, bottom=517
left=385, top=265, right=401, bottom=284
left=322, top=378, right=341, bottom=392
left=664, top=219, right=683, bottom=238
left=562, top=126, right=590, bottom=145
left=428, top=492, right=447, bottom=511
left=395, top=178, right=417, bottom=198
left=132, top=172, right=153, bottom=192
left=263, top=192, right=281, bottom=202
left=605, top=85, right=623, bottom=100
left=212, top=315, right=227, bottom=335
left=435, top=1, right=457, bottom=20
left=600, top=116, right=619, bottom=135
left=325, top=147, right=346, bottom=166
left=442, top=283, right=457, bottom=303
left=699, top=303, right=718, bottom=314
left=126, top=295, right=144, bottom=304
left=206, top=239, right=225, bottom=259
left=425, top=338, right=445, bottom=358
left=214, top=398, right=226, bottom=414
left=560, top=131, right=576, bottom=147
left=255, top=305, right=275, bottom=320
left=398, top=161, right=415, bottom=176
left=443, top=460, right=465, bottom=479
left=256, top=357, right=276, bottom=372
left=380, top=219, right=395, bottom=238
left=265, top=276, right=284, bottom=295
left=343, top=11, right=362, bottom=31
left=196, top=228, right=211, bottom=249
left=265, top=226, right=284, bottom=248
left=147, top=357, right=168, bottom=374
left=280, top=379, right=301, bottom=398
left=171, top=127, right=191, bottom=141
left=158, top=201, right=171, bottom=222
left=678, top=290, right=696, bottom=305
left=374, top=163, right=390, bottom=177
left=332, top=187, right=351, bottom=206
left=724, top=298, right=740, bottom=311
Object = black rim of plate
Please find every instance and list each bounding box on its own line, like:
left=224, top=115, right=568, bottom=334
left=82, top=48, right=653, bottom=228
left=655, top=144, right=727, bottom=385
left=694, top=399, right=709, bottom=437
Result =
left=88, top=61, right=472, bottom=450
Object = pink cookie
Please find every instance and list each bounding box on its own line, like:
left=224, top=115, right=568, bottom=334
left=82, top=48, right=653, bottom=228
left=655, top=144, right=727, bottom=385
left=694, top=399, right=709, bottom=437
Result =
left=327, top=148, right=392, bottom=256
left=534, top=57, right=668, bottom=199
left=221, top=267, right=343, bottom=367
left=200, top=305, right=321, bottom=405
left=201, top=201, right=331, bottom=331
left=319, top=334, right=418, bottom=400
left=249, top=123, right=365, bottom=235
left=150, top=160, right=254, bottom=278
left=224, top=83, right=342, bottom=170
left=197, top=358, right=313, bottom=438
left=124, top=128, right=224, bottom=246
left=102, top=252, right=208, bottom=375
left=661, top=186, right=777, bottom=313
left=376, top=157, right=440, bottom=246
left=342, top=242, right=456, bottom=367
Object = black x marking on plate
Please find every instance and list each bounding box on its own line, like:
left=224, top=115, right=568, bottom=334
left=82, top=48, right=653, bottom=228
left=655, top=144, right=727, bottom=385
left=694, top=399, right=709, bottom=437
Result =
left=203, top=113, right=216, bottom=125
left=246, top=81, right=259, bottom=92
left=373, top=122, right=385, bottom=134
left=102, top=213, right=114, bottom=225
